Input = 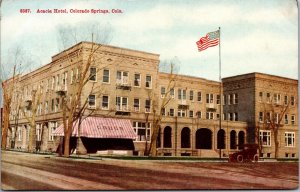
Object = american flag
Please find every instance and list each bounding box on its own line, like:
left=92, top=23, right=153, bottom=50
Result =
left=196, top=30, right=220, bottom=52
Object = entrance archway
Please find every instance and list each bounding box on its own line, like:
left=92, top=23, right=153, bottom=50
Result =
left=181, top=127, right=191, bottom=148
left=217, top=129, right=225, bottom=149
left=230, top=130, right=237, bottom=149
left=195, top=128, right=212, bottom=149
left=163, top=126, right=172, bottom=148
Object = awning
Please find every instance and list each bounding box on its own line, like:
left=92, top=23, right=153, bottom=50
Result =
left=52, top=117, right=137, bottom=139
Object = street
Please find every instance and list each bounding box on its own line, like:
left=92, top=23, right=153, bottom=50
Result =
left=1, top=151, right=298, bottom=190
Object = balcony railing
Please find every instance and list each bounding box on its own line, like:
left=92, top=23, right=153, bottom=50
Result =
left=116, top=77, right=131, bottom=90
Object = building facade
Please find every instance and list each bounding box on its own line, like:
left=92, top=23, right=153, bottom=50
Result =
left=4, top=42, right=298, bottom=158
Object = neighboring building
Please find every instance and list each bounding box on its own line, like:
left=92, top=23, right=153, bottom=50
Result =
left=4, top=42, right=298, bottom=158
left=223, top=73, right=298, bottom=158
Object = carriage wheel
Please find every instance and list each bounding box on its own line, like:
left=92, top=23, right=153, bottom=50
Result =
left=253, top=154, right=259, bottom=162
left=237, top=155, right=243, bottom=162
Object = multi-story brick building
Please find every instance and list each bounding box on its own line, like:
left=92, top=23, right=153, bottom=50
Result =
left=4, top=42, right=298, bottom=158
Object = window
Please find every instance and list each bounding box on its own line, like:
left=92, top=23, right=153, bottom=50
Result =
left=234, top=112, right=238, bottom=121
left=56, top=74, right=60, bottom=86
left=36, top=124, right=42, bottom=141
left=189, top=110, right=194, bottom=118
left=274, top=93, right=281, bottom=104
left=258, top=92, right=263, bottom=102
left=145, top=75, right=152, bottom=88
left=223, top=113, right=227, bottom=120
left=169, top=108, right=175, bottom=117
left=134, top=98, right=140, bottom=112
left=223, top=95, right=227, bottom=105
left=103, top=69, right=110, bottom=83
left=17, top=127, right=22, bottom=141
left=284, top=114, right=288, bottom=124
left=102, top=96, right=109, bottom=110
left=233, top=94, right=238, bottom=104
left=51, top=99, right=54, bottom=112
left=284, top=95, right=288, bottom=105
left=47, top=79, right=50, bottom=92
left=196, top=111, right=202, bottom=118
left=285, top=132, right=295, bottom=147
left=228, top=113, right=233, bottom=121
left=70, top=69, right=74, bottom=84
left=38, top=102, right=43, bottom=115
left=266, top=92, right=270, bottom=103
left=266, top=112, right=271, bottom=123
left=259, top=112, right=264, bottom=122
left=88, top=95, right=96, bottom=108
left=291, top=115, right=295, bottom=125
left=260, top=130, right=271, bottom=146
left=275, top=113, right=279, bottom=124
left=216, top=95, right=220, bottom=104
left=89, top=67, right=97, bottom=81
left=178, top=109, right=186, bottom=117
left=145, top=99, right=151, bottom=113
left=52, top=76, right=55, bottom=90
left=178, top=89, right=186, bottom=100
left=189, top=90, right=194, bottom=101
left=161, top=87, right=166, bottom=98
left=63, top=71, right=68, bottom=89
left=206, top=112, right=213, bottom=119
left=76, top=68, right=79, bottom=81
left=291, top=96, right=295, bottom=106
left=197, top=92, right=202, bottom=102
left=116, top=97, right=128, bottom=111
left=216, top=113, right=220, bottom=119
left=49, top=122, right=57, bottom=141
left=134, top=73, right=141, bottom=86
left=206, top=93, right=213, bottom=103
left=55, top=98, right=59, bottom=112
left=117, top=71, right=129, bottom=85
left=161, top=108, right=166, bottom=116
left=133, top=122, right=151, bottom=141
left=170, top=88, right=175, bottom=98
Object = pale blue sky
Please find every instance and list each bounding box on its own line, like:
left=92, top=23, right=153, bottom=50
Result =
left=1, top=0, right=298, bottom=81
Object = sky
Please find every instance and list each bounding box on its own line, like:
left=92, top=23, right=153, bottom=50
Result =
left=1, top=0, right=298, bottom=81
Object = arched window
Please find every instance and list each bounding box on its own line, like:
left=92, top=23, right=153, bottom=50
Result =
left=238, top=131, right=245, bottom=149
left=195, top=128, right=212, bottom=149
left=163, top=126, right=172, bottom=148
left=217, top=129, right=226, bottom=149
left=181, top=127, right=191, bottom=148
left=230, top=130, right=237, bottom=149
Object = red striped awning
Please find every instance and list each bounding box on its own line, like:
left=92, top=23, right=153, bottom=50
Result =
left=52, top=117, right=137, bottom=139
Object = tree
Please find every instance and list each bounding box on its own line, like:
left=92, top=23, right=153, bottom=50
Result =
left=56, top=22, right=115, bottom=157
left=22, top=87, right=43, bottom=152
left=1, top=46, right=41, bottom=150
left=257, top=98, right=291, bottom=158
left=1, top=66, right=16, bottom=149
left=144, top=58, right=179, bottom=156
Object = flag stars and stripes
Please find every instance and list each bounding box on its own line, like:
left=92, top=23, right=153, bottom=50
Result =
left=196, top=30, right=220, bottom=52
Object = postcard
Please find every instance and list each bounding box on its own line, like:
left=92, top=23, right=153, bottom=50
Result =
left=1, top=0, right=298, bottom=190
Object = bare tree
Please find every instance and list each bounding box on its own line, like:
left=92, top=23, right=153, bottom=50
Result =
left=144, top=58, right=178, bottom=156
left=56, top=22, right=115, bottom=157
left=257, top=97, right=291, bottom=158
left=1, top=66, right=16, bottom=149
left=1, top=46, right=41, bottom=149
left=22, top=86, right=43, bottom=152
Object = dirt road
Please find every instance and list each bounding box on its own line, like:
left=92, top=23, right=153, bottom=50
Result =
left=1, top=151, right=298, bottom=190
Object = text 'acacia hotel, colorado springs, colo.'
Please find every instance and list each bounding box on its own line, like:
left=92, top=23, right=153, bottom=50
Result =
left=3, top=42, right=298, bottom=158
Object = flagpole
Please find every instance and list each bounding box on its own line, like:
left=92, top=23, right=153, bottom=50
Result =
left=218, top=26, right=222, bottom=159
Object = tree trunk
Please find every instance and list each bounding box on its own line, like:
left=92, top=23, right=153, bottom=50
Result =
left=28, top=123, right=36, bottom=152
left=1, top=107, right=9, bottom=149
left=149, top=122, right=159, bottom=157
left=63, top=122, right=73, bottom=157
left=274, top=130, right=279, bottom=159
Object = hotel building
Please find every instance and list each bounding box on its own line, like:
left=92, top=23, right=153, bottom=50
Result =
left=4, top=42, right=298, bottom=158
